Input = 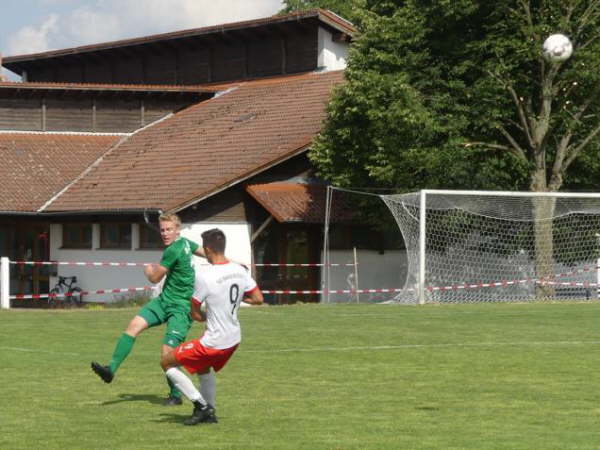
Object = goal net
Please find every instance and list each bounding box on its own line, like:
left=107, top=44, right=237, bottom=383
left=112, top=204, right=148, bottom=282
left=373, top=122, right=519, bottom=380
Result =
left=322, top=188, right=600, bottom=304
left=382, top=190, right=600, bottom=303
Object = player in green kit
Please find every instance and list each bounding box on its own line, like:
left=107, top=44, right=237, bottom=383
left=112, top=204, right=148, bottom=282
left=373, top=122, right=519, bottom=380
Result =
left=91, top=213, right=207, bottom=405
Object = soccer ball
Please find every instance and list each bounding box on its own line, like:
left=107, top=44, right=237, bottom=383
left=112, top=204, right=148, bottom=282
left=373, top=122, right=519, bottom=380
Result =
left=542, top=34, right=573, bottom=62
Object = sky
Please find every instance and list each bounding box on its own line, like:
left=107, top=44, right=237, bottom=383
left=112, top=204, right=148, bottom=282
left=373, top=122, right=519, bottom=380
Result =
left=0, top=0, right=285, bottom=80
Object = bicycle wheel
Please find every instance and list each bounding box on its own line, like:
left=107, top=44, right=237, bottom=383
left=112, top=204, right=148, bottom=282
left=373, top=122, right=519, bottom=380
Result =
left=69, top=287, right=84, bottom=306
left=48, top=287, right=61, bottom=308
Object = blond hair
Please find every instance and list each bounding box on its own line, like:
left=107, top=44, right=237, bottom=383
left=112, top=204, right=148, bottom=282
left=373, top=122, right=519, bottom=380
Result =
left=159, top=213, right=181, bottom=228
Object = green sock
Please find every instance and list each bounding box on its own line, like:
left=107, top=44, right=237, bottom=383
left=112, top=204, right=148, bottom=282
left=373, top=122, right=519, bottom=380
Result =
left=108, top=333, right=136, bottom=374
left=167, top=375, right=182, bottom=398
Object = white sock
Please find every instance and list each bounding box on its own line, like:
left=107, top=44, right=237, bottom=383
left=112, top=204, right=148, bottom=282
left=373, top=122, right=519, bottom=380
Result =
left=199, top=370, right=216, bottom=407
left=165, top=368, right=205, bottom=404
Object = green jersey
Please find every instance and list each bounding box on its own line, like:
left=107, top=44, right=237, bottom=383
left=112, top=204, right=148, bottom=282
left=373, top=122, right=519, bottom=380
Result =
left=158, top=237, right=199, bottom=307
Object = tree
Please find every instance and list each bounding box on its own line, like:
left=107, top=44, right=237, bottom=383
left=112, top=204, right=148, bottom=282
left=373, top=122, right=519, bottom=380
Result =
left=280, top=0, right=364, bottom=23
left=295, top=1, right=600, bottom=295
left=306, top=0, right=600, bottom=194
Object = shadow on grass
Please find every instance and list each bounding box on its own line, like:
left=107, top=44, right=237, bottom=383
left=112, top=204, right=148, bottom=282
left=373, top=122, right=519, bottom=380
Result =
left=153, top=413, right=190, bottom=424
left=154, top=413, right=223, bottom=426
left=102, top=393, right=165, bottom=406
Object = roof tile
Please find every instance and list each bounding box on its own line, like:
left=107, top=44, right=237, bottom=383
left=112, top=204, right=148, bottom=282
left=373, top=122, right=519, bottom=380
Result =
left=246, top=182, right=355, bottom=223
left=0, top=133, right=123, bottom=212
left=46, top=70, right=345, bottom=213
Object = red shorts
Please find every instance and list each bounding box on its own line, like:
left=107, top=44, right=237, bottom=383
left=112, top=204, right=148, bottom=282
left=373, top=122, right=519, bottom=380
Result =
left=174, top=339, right=238, bottom=374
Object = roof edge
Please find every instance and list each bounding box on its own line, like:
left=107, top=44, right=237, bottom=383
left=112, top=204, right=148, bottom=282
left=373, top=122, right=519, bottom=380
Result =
left=168, top=142, right=313, bottom=214
left=3, top=9, right=355, bottom=65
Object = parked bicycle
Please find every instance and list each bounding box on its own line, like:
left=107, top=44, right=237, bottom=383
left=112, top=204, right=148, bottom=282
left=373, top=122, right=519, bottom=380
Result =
left=48, top=276, right=84, bottom=308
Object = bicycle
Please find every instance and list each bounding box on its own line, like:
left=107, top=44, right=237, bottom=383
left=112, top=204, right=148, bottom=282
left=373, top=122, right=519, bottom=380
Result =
left=48, top=276, right=84, bottom=308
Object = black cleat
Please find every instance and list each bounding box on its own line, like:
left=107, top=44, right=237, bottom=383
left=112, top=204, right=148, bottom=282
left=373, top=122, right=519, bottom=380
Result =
left=163, top=395, right=183, bottom=406
left=183, top=402, right=217, bottom=425
left=91, top=362, right=114, bottom=383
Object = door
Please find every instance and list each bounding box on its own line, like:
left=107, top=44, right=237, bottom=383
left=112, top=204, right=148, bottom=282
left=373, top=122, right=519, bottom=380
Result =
left=0, top=223, right=50, bottom=297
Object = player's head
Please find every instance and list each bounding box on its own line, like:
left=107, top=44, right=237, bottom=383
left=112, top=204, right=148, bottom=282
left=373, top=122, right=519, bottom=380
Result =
left=158, top=213, right=181, bottom=246
left=201, top=228, right=226, bottom=256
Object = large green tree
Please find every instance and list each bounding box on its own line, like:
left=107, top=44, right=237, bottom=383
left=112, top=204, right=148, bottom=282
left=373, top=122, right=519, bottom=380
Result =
left=286, top=1, right=600, bottom=294
left=295, top=0, right=600, bottom=193
left=280, top=0, right=363, bottom=23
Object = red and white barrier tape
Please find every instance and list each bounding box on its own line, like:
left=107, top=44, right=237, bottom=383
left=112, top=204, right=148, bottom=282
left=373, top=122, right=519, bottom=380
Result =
left=10, top=286, right=154, bottom=300
left=9, top=260, right=355, bottom=268
left=10, top=286, right=405, bottom=300
left=10, top=279, right=599, bottom=300
left=428, top=277, right=598, bottom=292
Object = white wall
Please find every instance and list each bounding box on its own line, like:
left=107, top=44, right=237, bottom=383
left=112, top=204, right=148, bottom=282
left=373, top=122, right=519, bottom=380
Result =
left=321, top=249, right=408, bottom=303
left=49, top=222, right=252, bottom=303
left=318, top=27, right=349, bottom=71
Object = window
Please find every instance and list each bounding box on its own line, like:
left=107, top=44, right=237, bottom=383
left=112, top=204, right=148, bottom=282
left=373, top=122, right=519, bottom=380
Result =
left=100, top=223, right=131, bottom=249
left=62, top=223, right=92, bottom=249
left=139, top=223, right=162, bottom=249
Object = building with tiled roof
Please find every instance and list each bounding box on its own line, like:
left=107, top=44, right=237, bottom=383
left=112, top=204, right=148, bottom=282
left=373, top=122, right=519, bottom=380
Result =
left=0, top=9, right=367, bottom=306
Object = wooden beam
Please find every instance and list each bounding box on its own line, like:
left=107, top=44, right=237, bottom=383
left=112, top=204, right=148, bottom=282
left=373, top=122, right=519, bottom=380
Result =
left=251, top=216, right=274, bottom=243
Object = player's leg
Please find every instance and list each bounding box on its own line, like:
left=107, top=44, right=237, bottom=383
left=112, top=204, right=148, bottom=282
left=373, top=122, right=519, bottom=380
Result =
left=161, top=345, right=216, bottom=425
left=198, top=368, right=216, bottom=407
left=162, top=308, right=193, bottom=405
left=91, top=298, right=162, bottom=383
left=196, top=344, right=237, bottom=409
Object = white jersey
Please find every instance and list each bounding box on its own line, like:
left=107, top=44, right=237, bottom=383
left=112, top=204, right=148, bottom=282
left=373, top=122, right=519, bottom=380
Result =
left=191, top=261, right=258, bottom=349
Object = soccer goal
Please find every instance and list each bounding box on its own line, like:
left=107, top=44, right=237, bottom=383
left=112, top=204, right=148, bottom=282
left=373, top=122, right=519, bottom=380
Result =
left=323, top=188, right=600, bottom=304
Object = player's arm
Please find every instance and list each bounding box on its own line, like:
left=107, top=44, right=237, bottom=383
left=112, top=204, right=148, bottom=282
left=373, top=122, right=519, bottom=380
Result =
left=144, top=263, right=168, bottom=284
left=190, top=298, right=206, bottom=322
left=242, top=286, right=264, bottom=305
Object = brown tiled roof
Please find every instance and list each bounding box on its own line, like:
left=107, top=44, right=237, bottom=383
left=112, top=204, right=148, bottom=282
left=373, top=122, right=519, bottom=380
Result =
left=45, top=70, right=345, bottom=213
left=246, top=182, right=356, bottom=224
left=0, top=81, right=216, bottom=93
left=246, top=183, right=327, bottom=223
left=0, top=133, right=123, bottom=212
left=3, top=9, right=355, bottom=64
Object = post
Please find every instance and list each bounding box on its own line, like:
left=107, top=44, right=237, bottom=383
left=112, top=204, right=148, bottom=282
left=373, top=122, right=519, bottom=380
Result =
left=322, top=185, right=333, bottom=303
left=418, top=190, right=427, bottom=305
left=597, top=257, right=600, bottom=299
left=353, top=247, right=360, bottom=303
left=1, top=256, right=10, bottom=309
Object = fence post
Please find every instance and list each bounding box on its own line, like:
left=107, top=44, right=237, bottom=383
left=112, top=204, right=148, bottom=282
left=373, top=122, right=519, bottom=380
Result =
left=353, top=247, right=360, bottom=303
left=1, top=256, right=9, bottom=309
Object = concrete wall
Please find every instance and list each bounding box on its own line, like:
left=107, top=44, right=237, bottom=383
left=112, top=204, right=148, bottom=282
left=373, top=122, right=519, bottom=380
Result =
left=318, top=27, right=349, bottom=71
left=321, top=249, right=408, bottom=303
left=49, top=222, right=251, bottom=303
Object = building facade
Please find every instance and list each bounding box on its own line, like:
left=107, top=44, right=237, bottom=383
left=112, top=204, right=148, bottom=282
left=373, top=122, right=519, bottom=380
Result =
left=0, top=10, right=363, bottom=305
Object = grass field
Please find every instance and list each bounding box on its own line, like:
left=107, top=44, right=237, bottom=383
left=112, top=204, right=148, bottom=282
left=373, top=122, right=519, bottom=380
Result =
left=2, top=302, right=600, bottom=449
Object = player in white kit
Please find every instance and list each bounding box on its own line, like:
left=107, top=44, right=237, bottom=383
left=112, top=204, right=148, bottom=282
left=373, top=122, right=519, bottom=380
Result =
left=160, top=228, right=264, bottom=425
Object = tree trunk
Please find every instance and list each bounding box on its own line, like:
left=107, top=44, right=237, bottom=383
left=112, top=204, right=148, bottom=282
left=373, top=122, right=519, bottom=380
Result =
left=532, top=196, right=556, bottom=299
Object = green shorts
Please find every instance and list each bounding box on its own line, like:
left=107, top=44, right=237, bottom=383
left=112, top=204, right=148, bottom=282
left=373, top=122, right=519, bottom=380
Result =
left=138, top=297, right=192, bottom=348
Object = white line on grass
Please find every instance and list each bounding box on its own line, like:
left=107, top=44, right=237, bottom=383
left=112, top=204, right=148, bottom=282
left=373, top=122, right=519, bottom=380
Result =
left=3, top=340, right=600, bottom=357
left=244, top=340, right=600, bottom=353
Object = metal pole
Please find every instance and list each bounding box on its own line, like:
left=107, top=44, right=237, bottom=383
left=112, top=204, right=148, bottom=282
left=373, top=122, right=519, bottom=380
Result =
left=597, top=257, right=600, bottom=299
left=353, top=247, right=360, bottom=303
left=418, top=191, right=426, bottom=305
left=1, top=256, right=10, bottom=309
left=322, top=185, right=333, bottom=303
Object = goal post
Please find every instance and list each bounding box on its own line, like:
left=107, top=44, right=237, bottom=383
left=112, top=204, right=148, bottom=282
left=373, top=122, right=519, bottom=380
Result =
left=322, top=187, right=600, bottom=304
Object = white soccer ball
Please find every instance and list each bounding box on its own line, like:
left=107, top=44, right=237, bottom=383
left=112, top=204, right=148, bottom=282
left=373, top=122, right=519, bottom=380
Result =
left=542, top=34, right=573, bottom=62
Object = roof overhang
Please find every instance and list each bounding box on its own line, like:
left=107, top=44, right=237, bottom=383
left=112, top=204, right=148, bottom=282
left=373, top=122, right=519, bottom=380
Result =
left=2, top=9, right=355, bottom=77
left=0, top=81, right=217, bottom=97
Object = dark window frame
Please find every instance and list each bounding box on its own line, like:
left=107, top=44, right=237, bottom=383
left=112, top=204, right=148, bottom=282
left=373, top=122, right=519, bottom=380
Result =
left=138, top=223, right=162, bottom=249
left=62, top=223, right=92, bottom=249
left=100, top=223, right=132, bottom=249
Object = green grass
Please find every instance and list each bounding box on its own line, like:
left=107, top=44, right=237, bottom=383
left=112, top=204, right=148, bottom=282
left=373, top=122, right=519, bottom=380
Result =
left=1, top=303, right=600, bottom=449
